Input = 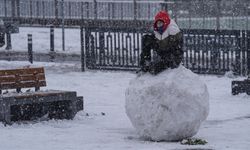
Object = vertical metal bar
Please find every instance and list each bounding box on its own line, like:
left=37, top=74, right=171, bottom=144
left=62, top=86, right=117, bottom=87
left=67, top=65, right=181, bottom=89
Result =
left=108, top=3, right=111, bottom=20
left=94, top=31, right=98, bottom=67
left=189, top=33, right=193, bottom=69
left=201, top=32, right=205, bottom=73
left=222, top=34, right=226, bottom=72
left=86, top=2, right=89, bottom=19
left=207, top=35, right=210, bottom=71
left=91, top=33, right=96, bottom=69
left=29, top=0, right=32, bottom=18
left=120, top=3, right=123, bottom=20
left=42, top=1, right=45, bottom=19
left=61, top=0, right=65, bottom=51
left=202, top=0, right=205, bottom=29
left=216, top=0, right=221, bottom=30
left=247, top=31, right=250, bottom=77
left=133, top=0, right=137, bottom=20
left=218, top=32, right=221, bottom=72
left=137, top=32, right=141, bottom=67
left=54, top=0, right=59, bottom=25
left=50, top=26, right=55, bottom=62
left=68, top=1, right=71, bottom=19
left=112, top=2, right=115, bottom=19
left=81, top=2, right=84, bottom=20
left=107, top=33, right=112, bottom=66
left=100, top=32, right=105, bottom=66
left=126, top=34, right=130, bottom=67
left=132, top=32, right=136, bottom=66
left=85, top=28, right=90, bottom=68
left=193, top=34, right=197, bottom=71
left=50, top=26, right=54, bottom=52
left=94, top=0, right=97, bottom=20
left=227, top=37, right=230, bottom=72
left=4, top=0, right=7, bottom=17
left=118, top=32, right=121, bottom=66
left=5, top=33, right=12, bottom=50
left=246, top=5, right=249, bottom=31
left=236, top=31, right=241, bottom=74
left=198, top=34, right=201, bottom=73
left=11, top=0, right=16, bottom=18
left=16, top=0, right=20, bottom=18
left=114, top=32, right=117, bottom=66
left=242, top=31, right=246, bottom=75
left=188, top=1, right=192, bottom=29
left=122, top=32, right=125, bottom=66
left=28, top=34, right=33, bottom=64
left=80, top=26, right=85, bottom=71
left=36, top=1, right=39, bottom=18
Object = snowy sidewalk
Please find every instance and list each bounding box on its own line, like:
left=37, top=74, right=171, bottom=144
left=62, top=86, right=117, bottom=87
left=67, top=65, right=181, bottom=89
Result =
left=0, top=60, right=250, bottom=150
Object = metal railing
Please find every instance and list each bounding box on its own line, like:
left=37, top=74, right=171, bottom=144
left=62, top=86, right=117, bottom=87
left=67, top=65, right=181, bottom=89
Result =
left=0, top=0, right=249, bottom=30
left=82, top=27, right=250, bottom=75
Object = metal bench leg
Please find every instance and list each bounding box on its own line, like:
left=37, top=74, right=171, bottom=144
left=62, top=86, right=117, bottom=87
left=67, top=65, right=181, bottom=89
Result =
left=3, top=103, right=11, bottom=125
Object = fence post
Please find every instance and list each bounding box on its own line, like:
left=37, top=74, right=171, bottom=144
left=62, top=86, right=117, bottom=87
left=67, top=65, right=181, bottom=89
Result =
left=5, top=33, right=12, bottom=50
left=94, top=0, right=97, bottom=20
left=16, top=0, right=20, bottom=18
left=61, top=0, right=65, bottom=51
left=80, top=26, right=85, bottom=72
left=30, top=0, right=33, bottom=19
left=11, top=0, right=16, bottom=18
left=4, top=0, right=7, bottom=17
left=50, top=26, right=55, bottom=62
left=27, top=34, right=33, bottom=64
left=50, top=26, right=54, bottom=52
left=216, top=0, right=221, bottom=30
left=247, top=31, right=250, bottom=78
left=55, top=0, right=59, bottom=25
left=133, top=0, right=137, bottom=20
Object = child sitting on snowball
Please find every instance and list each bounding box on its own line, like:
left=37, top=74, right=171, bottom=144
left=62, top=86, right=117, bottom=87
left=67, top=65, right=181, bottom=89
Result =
left=140, top=10, right=183, bottom=75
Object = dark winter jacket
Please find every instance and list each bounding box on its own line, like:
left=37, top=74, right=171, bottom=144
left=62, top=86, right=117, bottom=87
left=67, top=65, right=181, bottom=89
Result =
left=140, top=31, right=183, bottom=75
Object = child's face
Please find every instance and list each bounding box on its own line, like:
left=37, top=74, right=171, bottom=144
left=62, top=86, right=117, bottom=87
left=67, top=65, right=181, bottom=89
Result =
left=156, top=20, right=164, bottom=28
left=156, top=20, right=165, bottom=34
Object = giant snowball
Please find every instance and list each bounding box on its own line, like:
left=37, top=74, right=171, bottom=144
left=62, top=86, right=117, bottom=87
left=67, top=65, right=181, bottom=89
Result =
left=125, top=66, right=209, bottom=141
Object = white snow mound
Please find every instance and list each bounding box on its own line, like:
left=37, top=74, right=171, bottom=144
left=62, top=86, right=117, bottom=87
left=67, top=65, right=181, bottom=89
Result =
left=125, top=66, right=209, bottom=141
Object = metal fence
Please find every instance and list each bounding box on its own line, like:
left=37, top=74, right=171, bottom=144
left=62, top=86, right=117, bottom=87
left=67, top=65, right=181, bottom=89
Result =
left=0, top=0, right=250, bottom=30
left=82, top=27, right=250, bottom=75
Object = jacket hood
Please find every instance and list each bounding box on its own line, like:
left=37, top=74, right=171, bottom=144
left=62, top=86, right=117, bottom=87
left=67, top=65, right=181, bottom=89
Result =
left=154, top=11, right=171, bottom=33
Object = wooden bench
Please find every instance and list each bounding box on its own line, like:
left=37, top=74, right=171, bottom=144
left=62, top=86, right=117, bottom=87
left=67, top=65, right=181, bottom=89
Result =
left=0, top=67, right=83, bottom=125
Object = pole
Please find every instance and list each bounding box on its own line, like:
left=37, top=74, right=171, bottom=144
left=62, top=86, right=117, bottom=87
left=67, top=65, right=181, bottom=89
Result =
left=5, top=32, right=12, bottom=50
left=50, top=26, right=54, bottom=52
left=61, top=0, right=65, bottom=51
left=216, top=0, right=221, bottom=30
left=80, top=26, right=85, bottom=72
left=133, top=0, right=137, bottom=20
left=247, top=31, right=250, bottom=78
left=50, top=26, right=55, bottom=62
left=27, top=34, right=33, bottom=64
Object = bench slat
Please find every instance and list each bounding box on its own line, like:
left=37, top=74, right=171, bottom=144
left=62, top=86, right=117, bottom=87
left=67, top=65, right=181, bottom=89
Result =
left=0, top=74, right=45, bottom=83
left=0, top=68, right=47, bottom=92
left=0, top=81, right=46, bottom=90
left=0, top=68, right=44, bottom=76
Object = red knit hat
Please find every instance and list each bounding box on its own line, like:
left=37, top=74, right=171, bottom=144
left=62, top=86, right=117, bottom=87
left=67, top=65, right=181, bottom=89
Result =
left=154, top=11, right=171, bottom=32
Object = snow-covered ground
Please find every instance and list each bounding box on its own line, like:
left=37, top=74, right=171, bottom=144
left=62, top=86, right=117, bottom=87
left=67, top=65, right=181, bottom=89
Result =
left=0, top=60, right=250, bottom=150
